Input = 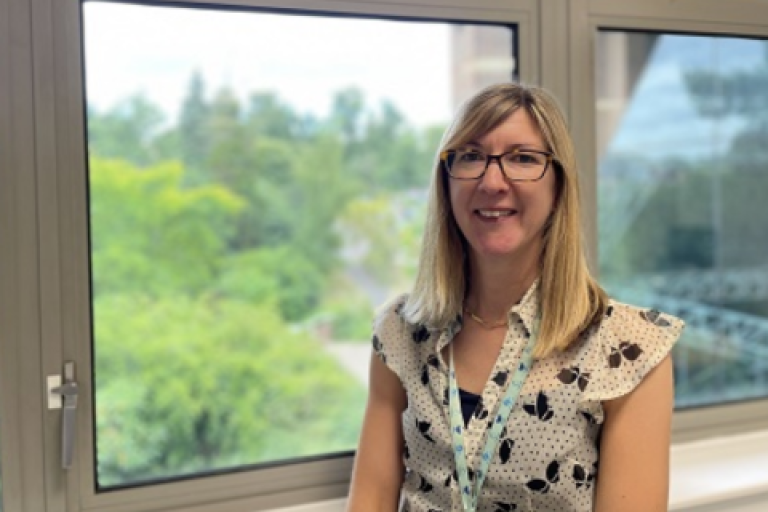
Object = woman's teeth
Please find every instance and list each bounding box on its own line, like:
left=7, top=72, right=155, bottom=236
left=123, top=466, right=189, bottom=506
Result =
left=477, top=209, right=515, bottom=218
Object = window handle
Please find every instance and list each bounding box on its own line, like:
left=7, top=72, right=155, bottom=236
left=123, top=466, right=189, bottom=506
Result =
left=49, top=361, right=78, bottom=469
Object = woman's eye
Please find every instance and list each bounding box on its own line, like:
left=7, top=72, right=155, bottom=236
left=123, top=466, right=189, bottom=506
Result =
left=458, top=152, right=485, bottom=163
left=508, top=152, right=541, bottom=165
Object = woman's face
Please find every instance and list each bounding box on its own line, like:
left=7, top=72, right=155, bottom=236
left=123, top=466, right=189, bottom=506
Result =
left=448, top=108, right=557, bottom=268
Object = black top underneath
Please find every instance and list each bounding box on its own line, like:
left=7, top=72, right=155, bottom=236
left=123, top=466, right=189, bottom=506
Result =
left=458, top=388, right=481, bottom=427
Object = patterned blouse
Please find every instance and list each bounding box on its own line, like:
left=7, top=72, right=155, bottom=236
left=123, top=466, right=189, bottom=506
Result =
left=372, top=281, right=685, bottom=512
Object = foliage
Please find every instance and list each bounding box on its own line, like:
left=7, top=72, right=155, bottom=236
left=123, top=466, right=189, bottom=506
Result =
left=215, top=246, right=326, bottom=322
left=85, top=75, right=446, bottom=487
left=89, top=158, right=244, bottom=298
left=95, top=295, right=366, bottom=485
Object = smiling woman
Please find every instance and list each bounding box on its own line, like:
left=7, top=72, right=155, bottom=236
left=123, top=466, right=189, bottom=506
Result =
left=347, top=83, right=684, bottom=512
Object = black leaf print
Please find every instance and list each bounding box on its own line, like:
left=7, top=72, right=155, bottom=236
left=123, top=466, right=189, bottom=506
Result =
left=412, top=325, right=430, bottom=343
left=581, top=410, right=598, bottom=425
left=620, top=341, right=643, bottom=361
left=421, top=364, right=430, bottom=386
left=577, top=373, right=591, bottom=392
left=474, top=396, right=489, bottom=421
left=443, top=387, right=450, bottom=406
left=573, top=462, right=596, bottom=490
left=573, top=463, right=586, bottom=482
left=427, top=354, right=440, bottom=369
left=492, top=370, right=509, bottom=387
left=557, top=366, right=591, bottom=391
left=494, top=503, right=517, bottom=512
left=417, top=420, right=436, bottom=443
left=444, top=467, right=475, bottom=488
left=556, top=367, right=578, bottom=385
left=417, top=475, right=433, bottom=493
left=498, top=438, right=515, bottom=464
left=404, top=441, right=410, bottom=459
left=605, top=305, right=614, bottom=317
left=608, top=342, right=644, bottom=368
left=372, top=335, right=382, bottom=353
left=523, top=391, right=554, bottom=422
left=526, top=460, right=560, bottom=494
left=546, top=460, right=561, bottom=483
left=526, top=478, right=549, bottom=493
left=452, top=467, right=474, bottom=482
left=640, top=308, right=671, bottom=327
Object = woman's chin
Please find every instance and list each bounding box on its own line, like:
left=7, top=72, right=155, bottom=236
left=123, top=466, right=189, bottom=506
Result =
left=469, top=237, right=541, bottom=264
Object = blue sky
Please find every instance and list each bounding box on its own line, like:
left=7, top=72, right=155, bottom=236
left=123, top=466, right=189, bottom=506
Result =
left=608, top=35, right=767, bottom=160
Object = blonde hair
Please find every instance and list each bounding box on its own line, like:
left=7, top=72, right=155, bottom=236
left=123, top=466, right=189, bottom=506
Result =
left=401, top=83, right=607, bottom=358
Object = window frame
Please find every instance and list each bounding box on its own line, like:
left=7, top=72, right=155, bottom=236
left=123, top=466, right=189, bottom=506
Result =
left=564, top=0, right=768, bottom=443
left=0, top=0, right=48, bottom=510
left=38, top=0, right=540, bottom=511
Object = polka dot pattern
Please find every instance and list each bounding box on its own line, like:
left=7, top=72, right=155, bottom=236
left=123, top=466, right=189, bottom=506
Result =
left=372, top=282, right=685, bottom=512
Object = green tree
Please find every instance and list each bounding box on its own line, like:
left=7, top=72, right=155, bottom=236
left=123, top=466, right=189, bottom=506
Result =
left=88, top=95, right=168, bottom=166
left=178, top=71, right=211, bottom=183
left=215, top=246, right=325, bottom=321
left=89, top=157, right=244, bottom=298
left=95, top=296, right=366, bottom=485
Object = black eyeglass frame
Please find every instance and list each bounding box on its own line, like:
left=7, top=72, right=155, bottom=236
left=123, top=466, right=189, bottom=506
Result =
left=440, top=148, right=557, bottom=182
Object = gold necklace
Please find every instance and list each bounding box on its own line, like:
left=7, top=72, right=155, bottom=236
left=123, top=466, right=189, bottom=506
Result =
left=464, top=308, right=508, bottom=330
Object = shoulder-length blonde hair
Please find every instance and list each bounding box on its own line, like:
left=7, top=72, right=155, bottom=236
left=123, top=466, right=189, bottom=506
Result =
left=401, top=83, right=607, bottom=358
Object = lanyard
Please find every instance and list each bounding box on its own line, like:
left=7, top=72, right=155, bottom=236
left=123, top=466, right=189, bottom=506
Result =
left=448, top=322, right=538, bottom=512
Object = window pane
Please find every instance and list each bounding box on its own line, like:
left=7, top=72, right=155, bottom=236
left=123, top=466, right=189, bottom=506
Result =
left=83, top=1, right=517, bottom=489
left=596, top=31, right=768, bottom=408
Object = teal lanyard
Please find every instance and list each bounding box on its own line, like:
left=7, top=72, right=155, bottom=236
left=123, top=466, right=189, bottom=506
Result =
left=448, top=322, right=538, bottom=512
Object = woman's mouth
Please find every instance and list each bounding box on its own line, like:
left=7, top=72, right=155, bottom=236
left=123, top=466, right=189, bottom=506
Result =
left=476, top=209, right=517, bottom=218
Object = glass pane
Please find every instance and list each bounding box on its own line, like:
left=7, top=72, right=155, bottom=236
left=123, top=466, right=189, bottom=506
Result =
left=83, top=1, right=517, bottom=489
left=596, top=31, right=768, bottom=408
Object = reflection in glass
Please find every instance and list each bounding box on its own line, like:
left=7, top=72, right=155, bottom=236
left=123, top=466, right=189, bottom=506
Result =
left=83, top=1, right=516, bottom=489
left=596, top=31, right=768, bottom=408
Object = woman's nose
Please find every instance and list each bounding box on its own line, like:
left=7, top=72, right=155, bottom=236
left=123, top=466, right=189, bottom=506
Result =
left=478, top=160, right=510, bottom=193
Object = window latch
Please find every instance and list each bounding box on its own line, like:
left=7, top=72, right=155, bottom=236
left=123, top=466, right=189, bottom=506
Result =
left=48, top=361, right=78, bottom=469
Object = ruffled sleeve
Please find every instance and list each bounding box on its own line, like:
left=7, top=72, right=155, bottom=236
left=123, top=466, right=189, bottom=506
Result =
left=582, top=301, right=685, bottom=403
left=371, top=293, right=411, bottom=381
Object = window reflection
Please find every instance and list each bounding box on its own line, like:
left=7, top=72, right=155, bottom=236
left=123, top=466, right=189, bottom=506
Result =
left=596, top=31, right=768, bottom=408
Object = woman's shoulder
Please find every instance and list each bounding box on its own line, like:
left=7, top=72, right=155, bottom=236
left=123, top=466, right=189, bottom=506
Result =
left=574, top=298, right=685, bottom=402
left=371, top=293, right=437, bottom=380
left=599, top=299, right=685, bottom=341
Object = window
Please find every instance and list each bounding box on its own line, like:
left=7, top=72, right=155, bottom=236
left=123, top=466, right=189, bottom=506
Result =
left=596, top=30, right=768, bottom=408
left=83, top=0, right=518, bottom=489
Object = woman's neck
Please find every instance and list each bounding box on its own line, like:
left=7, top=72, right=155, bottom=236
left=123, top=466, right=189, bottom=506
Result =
left=464, top=256, right=539, bottom=322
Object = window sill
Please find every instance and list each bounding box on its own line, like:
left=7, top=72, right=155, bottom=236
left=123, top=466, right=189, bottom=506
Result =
left=266, top=429, right=768, bottom=512
left=669, top=429, right=768, bottom=511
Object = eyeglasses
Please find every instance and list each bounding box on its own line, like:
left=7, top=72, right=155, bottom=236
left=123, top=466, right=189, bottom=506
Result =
left=440, top=148, right=556, bottom=181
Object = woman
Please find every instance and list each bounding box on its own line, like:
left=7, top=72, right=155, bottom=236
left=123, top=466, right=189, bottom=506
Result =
left=346, top=83, right=684, bottom=512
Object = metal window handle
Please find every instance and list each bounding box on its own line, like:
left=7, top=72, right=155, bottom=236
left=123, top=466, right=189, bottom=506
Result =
left=50, top=362, right=78, bottom=469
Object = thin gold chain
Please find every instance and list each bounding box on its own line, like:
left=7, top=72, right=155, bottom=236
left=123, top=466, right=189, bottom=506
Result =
left=464, top=308, right=508, bottom=330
